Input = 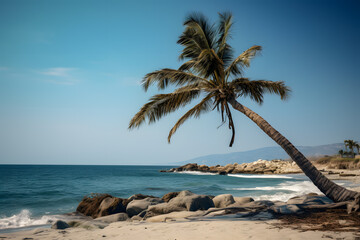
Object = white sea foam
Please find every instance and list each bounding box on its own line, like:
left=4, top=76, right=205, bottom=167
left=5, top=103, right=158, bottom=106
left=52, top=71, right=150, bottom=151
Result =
left=245, top=181, right=323, bottom=202
left=175, top=171, right=218, bottom=176
left=0, top=210, right=60, bottom=229
left=228, top=174, right=293, bottom=179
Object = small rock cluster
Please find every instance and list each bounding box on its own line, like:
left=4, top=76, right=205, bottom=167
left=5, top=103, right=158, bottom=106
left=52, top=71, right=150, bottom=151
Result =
left=52, top=191, right=336, bottom=230
left=163, top=159, right=302, bottom=175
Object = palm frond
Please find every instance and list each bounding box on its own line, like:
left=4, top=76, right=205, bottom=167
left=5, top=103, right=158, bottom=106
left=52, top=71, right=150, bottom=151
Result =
left=183, top=12, right=216, bottom=50
left=178, top=28, right=203, bottom=60
left=217, top=12, right=234, bottom=67
left=178, top=60, right=196, bottom=72
left=192, top=49, right=224, bottom=79
left=128, top=87, right=201, bottom=129
left=225, top=45, right=262, bottom=78
left=142, top=69, right=208, bottom=91
left=230, top=78, right=290, bottom=104
left=168, top=93, right=214, bottom=142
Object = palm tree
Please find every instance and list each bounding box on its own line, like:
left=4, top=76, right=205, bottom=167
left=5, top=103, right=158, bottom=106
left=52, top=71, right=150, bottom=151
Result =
left=344, top=140, right=349, bottom=152
left=129, top=13, right=358, bottom=202
left=355, top=143, right=360, bottom=155
left=345, top=140, right=356, bottom=157
left=338, top=149, right=344, bottom=158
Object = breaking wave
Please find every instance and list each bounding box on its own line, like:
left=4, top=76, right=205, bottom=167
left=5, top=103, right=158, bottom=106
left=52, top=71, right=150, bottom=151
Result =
left=228, top=174, right=293, bottom=179
left=175, top=171, right=218, bottom=176
left=229, top=181, right=323, bottom=202
left=0, top=210, right=59, bottom=230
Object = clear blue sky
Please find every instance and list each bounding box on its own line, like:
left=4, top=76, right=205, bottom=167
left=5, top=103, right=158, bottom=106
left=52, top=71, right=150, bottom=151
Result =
left=0, top=0, right=359, bottom=165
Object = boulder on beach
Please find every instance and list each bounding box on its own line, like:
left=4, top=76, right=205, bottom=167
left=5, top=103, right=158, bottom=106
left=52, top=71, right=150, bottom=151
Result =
left=51, top=220, right=70, bottom=229
left=237, top=200, right=274, bottom=210
left=127, top=193, right=157, bottom=202
left=234, top=197, right=254, bottom=204
left=97, top=197, right=126, bottom=217
left=76, top=193, right=114, bottom=218
left=168, top=190, right=215, bottom=211
left=212, top=194, right=235, bottom=208
left=76, top=193, right=159, bottom=218
left=162, top=192, right=179, bottom=202
left=146, top=191, right=214, bottom=217
left=126, top=197, right=164, bottom=217
left=147, top=202, right=186, bottom=215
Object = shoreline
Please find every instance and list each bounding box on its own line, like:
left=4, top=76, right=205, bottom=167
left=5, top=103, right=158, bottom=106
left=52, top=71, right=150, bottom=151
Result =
left=1, top=167, right=359, bottom=239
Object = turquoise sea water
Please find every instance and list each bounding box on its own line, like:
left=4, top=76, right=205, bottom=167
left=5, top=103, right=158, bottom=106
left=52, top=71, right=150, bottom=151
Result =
left=0, top=164, right=351, bottom=230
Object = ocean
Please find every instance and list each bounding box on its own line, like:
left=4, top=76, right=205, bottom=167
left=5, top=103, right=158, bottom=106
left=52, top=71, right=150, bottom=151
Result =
left=0, top=164, right=350, bottom=231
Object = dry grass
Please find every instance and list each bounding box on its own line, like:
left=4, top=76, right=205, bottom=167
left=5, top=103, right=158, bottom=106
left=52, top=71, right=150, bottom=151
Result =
left=312, top=155, right=360, bottom=170
left=273, top=208, right=360, bottom=232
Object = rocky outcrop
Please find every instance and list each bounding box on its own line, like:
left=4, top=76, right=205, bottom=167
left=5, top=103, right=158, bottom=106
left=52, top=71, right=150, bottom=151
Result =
left=68, top=191, right=341, bottom=228
left=76, top=193, right=160, bottom=218
left=164, top=159, right=302, bottom=175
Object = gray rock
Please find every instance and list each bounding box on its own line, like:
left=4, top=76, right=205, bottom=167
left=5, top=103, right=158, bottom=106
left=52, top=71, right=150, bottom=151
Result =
left=147, top=202, right=186, bottom=214
left=168, top=190, right=214, bottom=211
left=234, top=197, right=254, bottom=204
left=127, top=194, right=157, bottom=202
left=95, top=213, right=129, bottom=223
left=187, top=195, right=215, bottom=211
left=212, top=194, right=235, bottom=208
left=270, top=204, right=302, bottom=215
left=126, top=197, right=163, bottom=217
left=51, top=220, right=69, bottom=229
left=240, top=200, right=274, bottom=209
left=176, top=190, right=194, bottom=198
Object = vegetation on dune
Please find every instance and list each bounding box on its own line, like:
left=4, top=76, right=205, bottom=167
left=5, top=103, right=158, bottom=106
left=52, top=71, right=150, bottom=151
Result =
left=129, top=12, right=359, bottom=205
left=315, top=155, right=360, bottom=170
left=338, top=140, right=359, bottom=158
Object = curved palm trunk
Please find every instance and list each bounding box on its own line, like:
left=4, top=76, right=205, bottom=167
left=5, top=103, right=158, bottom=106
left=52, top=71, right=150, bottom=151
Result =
left=229, top=98, right=359, bottom=202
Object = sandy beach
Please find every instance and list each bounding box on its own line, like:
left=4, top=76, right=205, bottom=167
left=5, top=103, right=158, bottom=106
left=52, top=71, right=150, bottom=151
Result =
left=1, top=217, right=359, bottom=240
